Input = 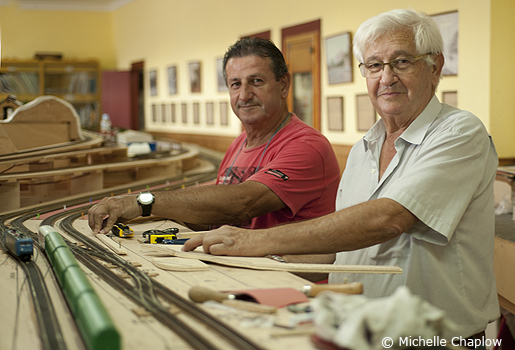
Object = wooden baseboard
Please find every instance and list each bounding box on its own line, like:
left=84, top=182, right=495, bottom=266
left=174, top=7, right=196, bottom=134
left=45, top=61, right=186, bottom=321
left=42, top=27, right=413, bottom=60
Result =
left=499, top=158, right=515, bottom=166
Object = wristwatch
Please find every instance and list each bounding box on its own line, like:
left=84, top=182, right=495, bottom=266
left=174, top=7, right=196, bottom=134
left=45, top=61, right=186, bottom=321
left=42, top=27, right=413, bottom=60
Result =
left=137, top=192, right=155, bottom=217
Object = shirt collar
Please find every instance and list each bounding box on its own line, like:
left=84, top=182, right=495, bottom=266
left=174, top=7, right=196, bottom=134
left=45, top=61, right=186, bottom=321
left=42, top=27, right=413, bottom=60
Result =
left=363, top=95, right=442, bottom=151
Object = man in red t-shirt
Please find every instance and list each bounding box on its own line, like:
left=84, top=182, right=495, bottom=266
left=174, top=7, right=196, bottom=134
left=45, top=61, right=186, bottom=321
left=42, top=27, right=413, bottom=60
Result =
left=217, top=113, right=339, bottom=229
left=88, top=37, right=339, bottom=240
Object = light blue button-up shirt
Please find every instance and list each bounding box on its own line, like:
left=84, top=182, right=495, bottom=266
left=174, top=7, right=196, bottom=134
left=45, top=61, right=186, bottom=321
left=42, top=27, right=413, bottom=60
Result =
left=330, top=95, right=499, bottom=336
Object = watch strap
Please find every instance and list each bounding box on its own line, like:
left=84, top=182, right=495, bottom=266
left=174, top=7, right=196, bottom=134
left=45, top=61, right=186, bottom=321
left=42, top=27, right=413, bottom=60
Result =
left=140, top=202, right=152, bottom=217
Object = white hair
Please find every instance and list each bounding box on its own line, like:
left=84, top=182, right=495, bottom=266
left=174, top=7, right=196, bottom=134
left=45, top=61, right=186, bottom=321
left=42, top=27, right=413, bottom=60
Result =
left=353, top=9, right=444, bottom=65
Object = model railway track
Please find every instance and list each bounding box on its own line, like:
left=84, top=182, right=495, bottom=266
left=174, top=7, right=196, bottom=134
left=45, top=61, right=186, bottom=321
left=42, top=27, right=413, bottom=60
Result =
left=54, top=211, right=263, bottom=350
left=21, top=259, right=68, bottom=350
left=0, top=237, right=68, bottom=350
left=1, top=151, right=267, bottom=350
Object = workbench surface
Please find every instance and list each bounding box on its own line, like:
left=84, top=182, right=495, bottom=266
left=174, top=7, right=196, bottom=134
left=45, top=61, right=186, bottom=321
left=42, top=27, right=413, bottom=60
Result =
left=1, top=218, right=318, bottom=350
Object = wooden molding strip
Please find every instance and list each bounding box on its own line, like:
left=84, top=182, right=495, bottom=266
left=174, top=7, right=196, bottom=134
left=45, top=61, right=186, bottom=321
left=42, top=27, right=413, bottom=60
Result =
left=142, top=246, right=402, bottom=274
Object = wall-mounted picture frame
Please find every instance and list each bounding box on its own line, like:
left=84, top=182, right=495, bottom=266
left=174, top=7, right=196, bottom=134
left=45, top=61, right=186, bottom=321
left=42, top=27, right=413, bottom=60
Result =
left=170, top=103, right=176, bottom=123
left=431, top=11, right=458, bottom=76
left=325, top=32, right=353, bottom=84
left=181, top=103, right=188, bottom=124
left=161, top=103, right=167, bottom=123
left=193, top=102, right=200, bottom=124
left=167, top=65, right=177, bottom=95
left=189, top=61, right=201, bottom=93
left=327, top=96, right=344, bottom=131
left=356, top=94, right=376, bottom=131
left=206, top=102, right=214, bottom=125
left=149, top=69, right=157, bottom=96
left=216, top=58, right=228, bottom=92
left=443, top=91, right=458, bottom=108
left=220, top=101, right=229, bottom=126
left=151, top=103, right=158, bottom=122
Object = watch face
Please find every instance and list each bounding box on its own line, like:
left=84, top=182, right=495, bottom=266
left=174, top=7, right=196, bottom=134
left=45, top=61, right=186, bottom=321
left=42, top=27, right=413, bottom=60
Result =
left=138, top=192, right=154, bottom=205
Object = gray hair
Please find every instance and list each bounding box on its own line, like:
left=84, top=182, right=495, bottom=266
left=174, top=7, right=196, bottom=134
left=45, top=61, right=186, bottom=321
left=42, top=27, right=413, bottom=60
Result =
left=353, top=9, right=444, bottom=66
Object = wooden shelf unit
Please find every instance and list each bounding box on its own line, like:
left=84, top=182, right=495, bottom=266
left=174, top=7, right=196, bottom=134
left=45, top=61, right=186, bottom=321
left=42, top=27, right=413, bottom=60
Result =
left=0, top=59, right=101, bottom=129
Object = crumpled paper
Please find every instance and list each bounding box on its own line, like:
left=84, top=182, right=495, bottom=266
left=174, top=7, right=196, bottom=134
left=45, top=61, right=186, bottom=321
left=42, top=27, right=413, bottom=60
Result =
left=311, top=286, right=458, bottom=350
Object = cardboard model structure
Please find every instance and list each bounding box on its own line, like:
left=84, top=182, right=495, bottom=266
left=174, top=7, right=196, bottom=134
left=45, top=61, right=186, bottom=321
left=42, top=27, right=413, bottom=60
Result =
left=0, top=96, right=84, bottom=155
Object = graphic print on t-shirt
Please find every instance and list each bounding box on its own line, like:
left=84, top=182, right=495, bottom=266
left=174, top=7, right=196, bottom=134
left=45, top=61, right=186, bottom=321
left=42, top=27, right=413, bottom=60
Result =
left=220, top=166, right=259, bottom=184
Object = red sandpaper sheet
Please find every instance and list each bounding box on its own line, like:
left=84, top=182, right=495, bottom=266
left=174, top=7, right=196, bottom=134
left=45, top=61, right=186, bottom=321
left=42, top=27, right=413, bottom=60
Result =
left=229, top=287, right=309, bottom=308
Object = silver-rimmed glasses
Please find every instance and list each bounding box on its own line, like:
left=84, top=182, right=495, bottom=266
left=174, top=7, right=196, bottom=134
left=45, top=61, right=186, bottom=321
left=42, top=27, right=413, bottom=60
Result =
left=358, top=53, right=431, bottom=78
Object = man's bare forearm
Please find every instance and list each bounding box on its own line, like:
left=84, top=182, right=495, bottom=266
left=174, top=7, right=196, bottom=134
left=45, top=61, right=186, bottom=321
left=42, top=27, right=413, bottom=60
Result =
left=150, top=181, right=285, bottom=226
left=183, top=198, right=418, bottom=256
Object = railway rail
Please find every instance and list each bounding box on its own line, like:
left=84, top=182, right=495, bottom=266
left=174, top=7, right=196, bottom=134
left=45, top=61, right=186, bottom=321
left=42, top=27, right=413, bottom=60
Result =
left=0, top=236, right=68, bottom=350
left=0, top=151, right=269, bottom=350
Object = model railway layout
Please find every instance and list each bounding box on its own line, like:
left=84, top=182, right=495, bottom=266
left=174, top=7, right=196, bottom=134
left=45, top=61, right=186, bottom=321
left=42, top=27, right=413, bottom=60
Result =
left=1, top=147, right=316, bottom=350
left=1, top=137, right=353, bottom=350
left=0, top=150, right=244, bottom=350
left=0, top=96, right=317, bottom=350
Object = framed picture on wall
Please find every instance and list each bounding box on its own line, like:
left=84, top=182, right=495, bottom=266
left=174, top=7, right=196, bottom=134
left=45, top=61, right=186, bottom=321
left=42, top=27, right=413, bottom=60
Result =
left=167, top=65, right=177, bottom=95
left=220, top=101, right=229, bottom=126
left=189, top=61, right=201, bottom=93
left=181, top=103, right=188, bottom=124
left=325, top=32, right=353, bottom=84
left=149, top=69, right=157, bottom=96
left=206, top=102, right=214, bottom=125
left=443, top=91, right=458, bottom=108
left=216, top=58, right=228, bottom=92
left=327, top=96, right=344, bottom=131
left=431, top=11, right=458, bottom=76
left=151, top=103, right=158, bottom=122
left=193, top=102, right=200, bottom=124
left=356, top=94, right=376, bottom=131
left=161, top=103, right=167, bottom=123
left=170, top=103, right=176, bottom=123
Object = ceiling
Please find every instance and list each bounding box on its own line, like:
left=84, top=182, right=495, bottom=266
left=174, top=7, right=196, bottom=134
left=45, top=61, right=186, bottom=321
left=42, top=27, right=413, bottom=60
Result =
left=0, top=0, right=136, bottom=11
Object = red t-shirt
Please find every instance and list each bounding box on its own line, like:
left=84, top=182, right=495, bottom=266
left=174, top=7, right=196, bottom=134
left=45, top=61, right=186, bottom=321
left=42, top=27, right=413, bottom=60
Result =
left=216, top=114, right=340, bottom=229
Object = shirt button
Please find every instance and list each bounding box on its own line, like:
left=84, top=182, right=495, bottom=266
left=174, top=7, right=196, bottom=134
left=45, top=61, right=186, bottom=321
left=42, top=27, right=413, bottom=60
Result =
left=371, top=169, right=376, bottom=174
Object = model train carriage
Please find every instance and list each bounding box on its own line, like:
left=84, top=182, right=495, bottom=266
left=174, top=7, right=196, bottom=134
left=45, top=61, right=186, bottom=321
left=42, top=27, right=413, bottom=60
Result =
left=2, top=229, right=33, bottom=261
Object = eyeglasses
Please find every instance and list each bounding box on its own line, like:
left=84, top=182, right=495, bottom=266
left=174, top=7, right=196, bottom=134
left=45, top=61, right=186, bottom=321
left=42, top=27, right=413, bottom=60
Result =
left=358, top=53, right=431, bottom=78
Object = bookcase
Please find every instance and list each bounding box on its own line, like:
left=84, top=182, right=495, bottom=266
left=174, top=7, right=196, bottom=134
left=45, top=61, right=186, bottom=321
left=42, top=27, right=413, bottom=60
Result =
left=0, top=59, right=101, bottom=129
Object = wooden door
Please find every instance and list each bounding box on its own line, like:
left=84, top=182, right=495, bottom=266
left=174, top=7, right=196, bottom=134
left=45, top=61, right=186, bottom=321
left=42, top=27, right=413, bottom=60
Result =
left=282, top=21, right=321, bottom=130
left=130, top=61, right=144, bottom=130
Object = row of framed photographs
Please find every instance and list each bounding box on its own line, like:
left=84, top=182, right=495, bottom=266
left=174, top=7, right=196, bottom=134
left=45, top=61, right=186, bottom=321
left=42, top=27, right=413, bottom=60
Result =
left=326, top=94, right=376, bottom=132
left=149, top=11, right=457, bottom=96
left=327, top=91, right=457, bottom=132
left=151, top=101, right=230, bottom=126
left=149, top=58, right=228, bottom=97
left=150, top=91, right=456, bottom=131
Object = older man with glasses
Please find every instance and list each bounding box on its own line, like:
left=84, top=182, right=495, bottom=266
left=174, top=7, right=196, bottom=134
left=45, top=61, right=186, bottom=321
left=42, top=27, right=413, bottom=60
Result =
left=184, top=9, right=499, bottom=346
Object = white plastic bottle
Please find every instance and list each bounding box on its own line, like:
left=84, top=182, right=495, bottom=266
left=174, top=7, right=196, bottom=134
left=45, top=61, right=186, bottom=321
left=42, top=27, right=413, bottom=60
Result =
left=100, top=113, right=112, bottom=135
